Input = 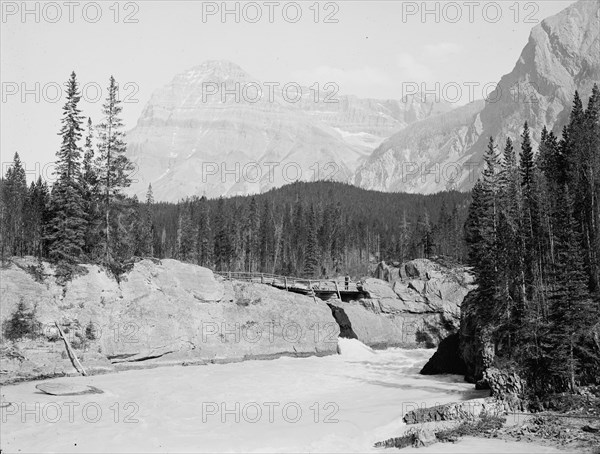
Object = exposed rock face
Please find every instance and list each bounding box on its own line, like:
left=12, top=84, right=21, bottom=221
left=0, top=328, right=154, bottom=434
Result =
left=481, top=367, right=527, bottom=412
left=355, top=101, right=485, bottom=193
left=328, top=259, right=475, bottom=349
left=0, top=257, right=338, bottom=384
left=420, top=333, right=467, bottom=376
left=126, top=60, right=450, bottom=201
left=402, top=398, right=506, bottom=425
left=374, top=428, right=437, bottom=449
left=460, top=290, right=496, bottom=383
left=424, top=288, right=495, bottom=381
left=355, top=0, right=600, bottom=194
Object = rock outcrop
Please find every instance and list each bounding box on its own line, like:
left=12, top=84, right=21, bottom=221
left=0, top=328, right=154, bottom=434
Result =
left=481, top=367, right=527, bottom=412
left=328, top=259, right=475, bottom=349
left=403, top=398, right=507, bottom=425
left=459, top=290, right=496, bottom=383
left=422, top=287, right=494, bottom=382
left=0, top=257, right=339, bottom=384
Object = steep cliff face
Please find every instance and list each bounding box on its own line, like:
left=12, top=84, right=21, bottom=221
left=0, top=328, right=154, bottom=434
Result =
left=0, top=258, right=339, bottom=384
left=329, top=259, right=476, bottom=349
left=355, top=0, right=600, bottom=193
left=354, top=101, right=485, bottom=193
left=125, top=60, right=450, bottom=201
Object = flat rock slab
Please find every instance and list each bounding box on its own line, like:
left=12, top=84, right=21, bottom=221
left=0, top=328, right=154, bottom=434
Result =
left=35, top=383, right=104, bottom=396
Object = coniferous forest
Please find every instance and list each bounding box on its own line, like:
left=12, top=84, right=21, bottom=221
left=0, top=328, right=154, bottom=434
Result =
left=464, top=86, right=600, bottom=396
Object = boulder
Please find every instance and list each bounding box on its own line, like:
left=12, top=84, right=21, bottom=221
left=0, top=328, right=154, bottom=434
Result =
left=362, top=278, right=398, bottom=299
left=377, top=261, right=400, bottom=282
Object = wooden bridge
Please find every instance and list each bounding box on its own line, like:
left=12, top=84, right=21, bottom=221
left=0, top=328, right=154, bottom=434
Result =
left=214, top=271, right=367, bottom=301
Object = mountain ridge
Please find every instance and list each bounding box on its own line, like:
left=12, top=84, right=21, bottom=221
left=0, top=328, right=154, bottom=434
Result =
left=355, top=0, right=600, bottom=193
left=125, top=60, right=451, bottom=201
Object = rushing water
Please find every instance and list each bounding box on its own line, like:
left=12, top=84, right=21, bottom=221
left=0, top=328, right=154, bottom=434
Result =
left=0, top=339, right=567, bottom=453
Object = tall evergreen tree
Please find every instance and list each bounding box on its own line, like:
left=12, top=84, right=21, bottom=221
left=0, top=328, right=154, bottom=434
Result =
left=80, top=117, right=102, bottom=260
left=303, top=204, right=320, bottom=278
left=96, top=76, right=135, bottom=264
left=24, top=177, right=50, bottom=258
left=1, top=153, right=28, bottom=257
left=546, top=185, right=594, bottom=391
left=244, top=196, right=260, bottom=272
left=142, top=184, right=155, bottom=256
left=196, top=195, right=211, bottom=267
left=45, top=72, right=87, bottom=265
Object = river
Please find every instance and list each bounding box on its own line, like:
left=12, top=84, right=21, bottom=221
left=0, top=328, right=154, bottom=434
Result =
left=0, top=339, right=567, bottom=453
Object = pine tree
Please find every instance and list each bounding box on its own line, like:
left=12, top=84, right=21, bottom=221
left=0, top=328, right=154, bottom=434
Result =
left=177, top=201, right=196, bottom=261
left=142, top=184, right=155, bottom=256
left=45, top=72, right=87, bottom=265
left=128, top=196, right=145, bottom=257
left=519, top=122, right=542, bottom=302
left=244, top=196, right=260, bottom=272
left=546, top=184, right=594, bottom=391
left=398, top=209, right=410, bottom=262
left=214, top=197, right=232, bottom=270
left=259, top=200, right=276, bottom=272
left=291, top=199, right=306, bottom=272
left=96, top=76, right=135, bottom=264
left=303, top=204, right=320, bottom=278
left=520, top=122, right=535, bottom=198
left=419, top=210, right=434, bottom=258
left=24, top=177, right=50, bottom=258
left=80, top=117, right=101, bottom=260
left=1, top=153, right=28, bottom=257
left=196, top=196, right=211, bottom=267
left=579, top=86, right=600, bottom=292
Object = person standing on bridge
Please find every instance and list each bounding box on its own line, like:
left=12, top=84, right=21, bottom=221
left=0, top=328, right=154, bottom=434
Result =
left=345, top=274, right=350, bottom=290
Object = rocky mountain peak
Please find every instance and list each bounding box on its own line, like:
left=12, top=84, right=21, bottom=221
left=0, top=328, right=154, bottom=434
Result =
left=176, top=59, right=255, bottom=84
left=355, top=0, right=600, bottom=194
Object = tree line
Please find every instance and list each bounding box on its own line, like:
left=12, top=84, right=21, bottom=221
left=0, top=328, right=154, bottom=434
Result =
left=465, top=86, right=600, bottom=396
left=148, top=182, right=470, bottom=278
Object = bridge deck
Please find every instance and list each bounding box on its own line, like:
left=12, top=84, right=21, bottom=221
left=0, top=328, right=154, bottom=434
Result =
left=214, top=271, right=366, bottom=301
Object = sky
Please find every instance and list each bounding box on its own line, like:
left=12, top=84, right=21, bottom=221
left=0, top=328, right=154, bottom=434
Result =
left=1, top=0, right=575, bottom=176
